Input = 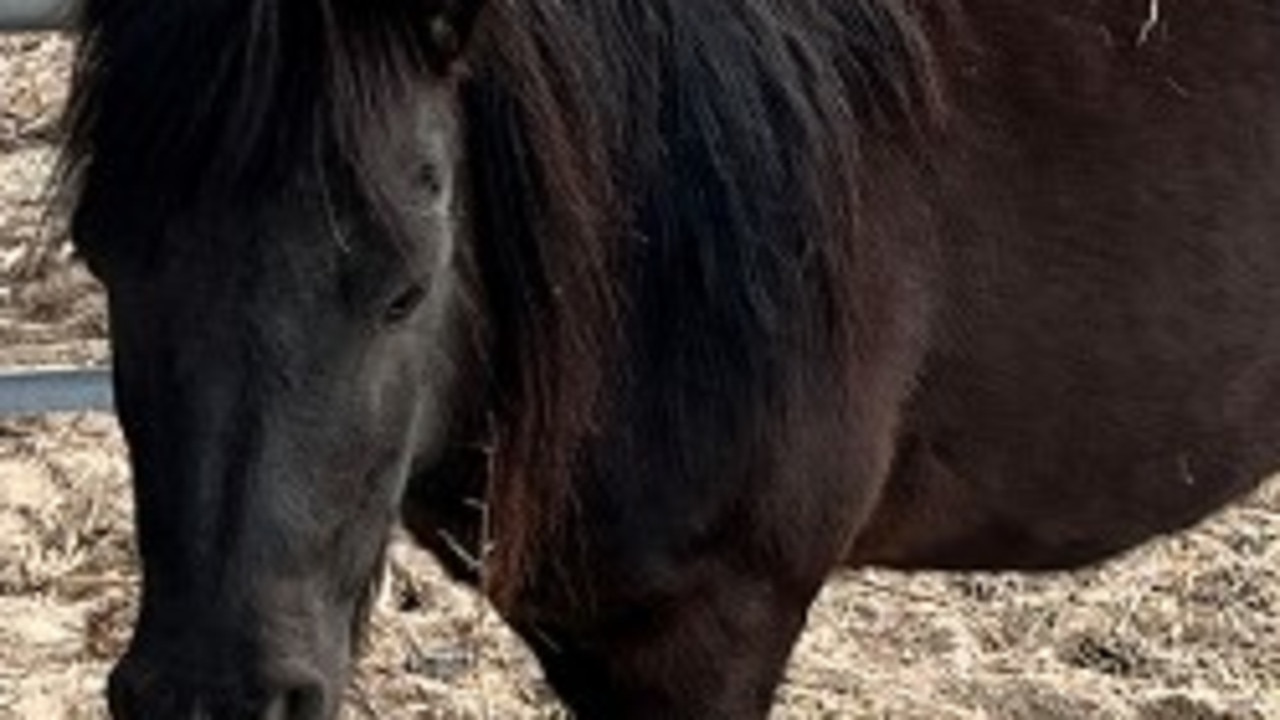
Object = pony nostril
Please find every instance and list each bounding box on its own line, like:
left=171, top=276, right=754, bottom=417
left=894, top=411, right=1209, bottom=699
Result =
left=263, top=683, right=327, bottom=720
left=109, top=650, right=330, bottom=720
left=287, top=684, right=327, bottom=720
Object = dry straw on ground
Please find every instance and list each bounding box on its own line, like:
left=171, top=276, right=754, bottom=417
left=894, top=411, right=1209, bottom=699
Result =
left=2, top=34, right=1277, bottom=720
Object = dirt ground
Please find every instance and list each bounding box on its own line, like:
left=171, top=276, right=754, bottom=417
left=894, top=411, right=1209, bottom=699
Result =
left=2, top=34, right=1278, bottom=720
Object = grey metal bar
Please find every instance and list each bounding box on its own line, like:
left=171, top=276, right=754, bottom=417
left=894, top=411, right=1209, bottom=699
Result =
left=0, top=0, right=76, bottom=31
left=0, top=367, right=113, bottom=416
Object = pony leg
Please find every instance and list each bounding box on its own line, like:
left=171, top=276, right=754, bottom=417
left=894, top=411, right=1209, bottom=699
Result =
left=516, top=573, right=815, bottom=720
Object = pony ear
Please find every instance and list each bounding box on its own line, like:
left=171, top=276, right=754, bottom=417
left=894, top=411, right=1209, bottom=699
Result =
left=426, top=1, right=487, bottom=66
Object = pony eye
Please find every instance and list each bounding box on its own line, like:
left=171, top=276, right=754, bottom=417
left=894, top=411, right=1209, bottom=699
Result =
left=383, top=284, right=428, bottom=325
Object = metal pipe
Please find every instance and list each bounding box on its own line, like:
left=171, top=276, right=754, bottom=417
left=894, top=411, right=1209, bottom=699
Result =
left=0, top=367, right=113, bottom=416
left=0, top=0, right=77, bottom=31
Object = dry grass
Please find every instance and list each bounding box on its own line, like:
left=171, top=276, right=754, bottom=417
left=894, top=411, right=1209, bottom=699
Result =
left=2, top=32, right=1278, bottom=720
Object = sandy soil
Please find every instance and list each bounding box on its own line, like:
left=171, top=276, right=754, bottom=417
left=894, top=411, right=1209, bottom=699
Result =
left=2, top=33, right=1278, bottom=720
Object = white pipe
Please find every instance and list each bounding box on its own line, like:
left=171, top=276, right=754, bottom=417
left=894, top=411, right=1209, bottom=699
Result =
left=0, top=0, right=77, bottom=31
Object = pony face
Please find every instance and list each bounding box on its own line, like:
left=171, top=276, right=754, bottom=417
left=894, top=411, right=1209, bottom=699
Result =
left=65, top=3, right=478, bottom=717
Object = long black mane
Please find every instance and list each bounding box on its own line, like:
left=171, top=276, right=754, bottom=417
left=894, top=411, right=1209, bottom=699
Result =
left=62, top=0, right=936, bottom=604
left=466, top=1, right=937, bottom=604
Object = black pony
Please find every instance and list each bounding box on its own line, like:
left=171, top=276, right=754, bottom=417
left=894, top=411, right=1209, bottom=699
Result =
left=62, top=0, right=1280, bottom=717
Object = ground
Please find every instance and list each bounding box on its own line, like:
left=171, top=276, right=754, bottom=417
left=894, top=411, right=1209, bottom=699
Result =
left=1, top=34, right=1277, bottom=720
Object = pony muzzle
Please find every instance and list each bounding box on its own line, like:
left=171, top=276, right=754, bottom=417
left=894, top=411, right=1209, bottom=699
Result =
left=106, top=646, right=335, bottom=720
